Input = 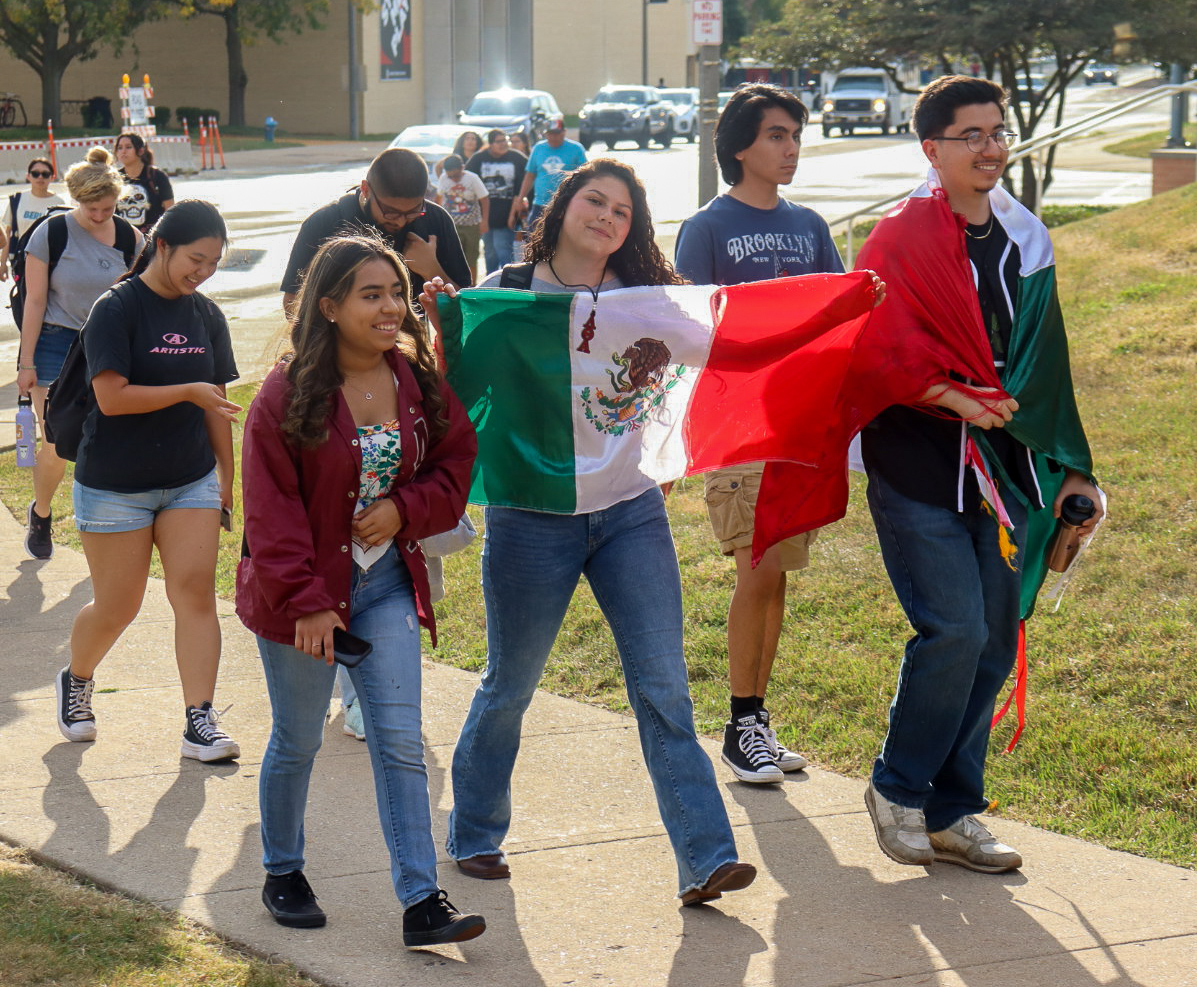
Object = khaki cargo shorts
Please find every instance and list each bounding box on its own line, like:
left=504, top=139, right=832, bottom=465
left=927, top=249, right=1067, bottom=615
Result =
left=704, top=464, right=818, bottom=571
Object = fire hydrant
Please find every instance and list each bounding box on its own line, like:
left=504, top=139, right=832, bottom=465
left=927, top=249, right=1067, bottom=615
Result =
left=264, top=116, right=278, bottom=141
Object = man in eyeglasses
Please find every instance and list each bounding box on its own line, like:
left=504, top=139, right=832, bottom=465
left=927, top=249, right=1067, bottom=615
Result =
left=282, top=147, right=470, bottom=316
left=856, top=76, right=1102, bottom=874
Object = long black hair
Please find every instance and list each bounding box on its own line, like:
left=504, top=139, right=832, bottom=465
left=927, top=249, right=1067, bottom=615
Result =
left=283, top=233, right=448, bottom=449
left=117, top=131, right=156, bottom=168
left=524, top=158, right=683, bottom=287
left=122, top=199, right=227, bottom=281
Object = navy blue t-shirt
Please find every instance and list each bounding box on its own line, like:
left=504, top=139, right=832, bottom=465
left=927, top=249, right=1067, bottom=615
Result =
left=674, top=194, right=843, bottom=285
left=77, top=278, right=238, bottom=493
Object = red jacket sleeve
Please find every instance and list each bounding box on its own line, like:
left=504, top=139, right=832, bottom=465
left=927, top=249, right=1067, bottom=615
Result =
left=388, top=378, right=478, bottom=541
left=240, top=373, right=337, bottom=620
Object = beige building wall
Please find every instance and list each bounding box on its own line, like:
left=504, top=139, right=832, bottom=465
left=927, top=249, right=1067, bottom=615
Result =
left=0, top=0, right=696, bottom=137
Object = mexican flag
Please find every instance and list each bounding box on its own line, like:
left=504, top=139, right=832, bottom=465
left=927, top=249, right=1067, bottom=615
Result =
left=438, top=272, right=883, bottom=533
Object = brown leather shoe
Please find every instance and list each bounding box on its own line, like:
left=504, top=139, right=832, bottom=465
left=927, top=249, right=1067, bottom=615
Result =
left=680, top=861, right=757, bottom=906
left=455, top=852, right=510, bottom=880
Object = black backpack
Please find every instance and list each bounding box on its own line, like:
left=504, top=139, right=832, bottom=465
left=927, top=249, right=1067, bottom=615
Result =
left=498, top=262, right=535, bottom=289
left=45, top=283, right=221, bottom=462
left=7, top=211, right=138, bottom=333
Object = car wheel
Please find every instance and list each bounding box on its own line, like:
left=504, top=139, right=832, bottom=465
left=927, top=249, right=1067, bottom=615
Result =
left=880, top=121, right=890, bottom=135
left=578, top=132, right=593, bottom=150
left=844, top=127, right=854, bottom=137
left=822, top=125, right=831, bottom=138
left=687, top=129, right=697, bottom=143
left=638, top=126, right=652, bottom=150
left=656, top=121, right=674, bottom=147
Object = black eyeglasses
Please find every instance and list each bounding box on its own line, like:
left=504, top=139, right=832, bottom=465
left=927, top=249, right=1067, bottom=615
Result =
left=934, top=130, right=1018, bottom=152
left=368, top=196, right=425, bottom=223
left=29, top=170, right=52, bottom=178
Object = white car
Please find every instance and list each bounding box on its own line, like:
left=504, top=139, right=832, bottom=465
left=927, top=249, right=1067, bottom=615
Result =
left=658, top=87, right=699, bottom=143
left=388, top=124, right=477, bottom=194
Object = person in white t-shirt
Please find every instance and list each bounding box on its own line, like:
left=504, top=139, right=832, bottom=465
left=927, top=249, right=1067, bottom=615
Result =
left=1, top=157, right=67, bottom=280
left=435, top=154, right=488, bottom=285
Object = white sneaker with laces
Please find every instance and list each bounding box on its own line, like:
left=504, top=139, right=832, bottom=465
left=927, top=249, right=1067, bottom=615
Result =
left=865, top=782, right=934, bottom=866
left=929, top=816, right=1022, bottom=873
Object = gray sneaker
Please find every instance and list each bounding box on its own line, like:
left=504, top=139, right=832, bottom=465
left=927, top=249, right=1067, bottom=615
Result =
left=864, top=782, right=934, bottom=866
left=929, top=816, right=1023, bottom=873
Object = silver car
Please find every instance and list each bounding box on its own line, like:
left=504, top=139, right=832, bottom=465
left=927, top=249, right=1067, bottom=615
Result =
left=387, top=124, right=477, bottom=195
left=658, top=88, right=698, bottom=143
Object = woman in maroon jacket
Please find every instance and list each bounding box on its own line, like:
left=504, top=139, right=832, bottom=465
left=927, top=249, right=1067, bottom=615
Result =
left=236, top=234, right=483, bottom=948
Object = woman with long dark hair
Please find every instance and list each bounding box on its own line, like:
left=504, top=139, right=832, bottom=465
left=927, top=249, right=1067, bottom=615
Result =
left=236, top=234, right=484, bottom=946
left=115, top=132, right=175, bottom=230
left=55, top=199, right=239, bottom=763
left=423, top=158, right=757, bottom=906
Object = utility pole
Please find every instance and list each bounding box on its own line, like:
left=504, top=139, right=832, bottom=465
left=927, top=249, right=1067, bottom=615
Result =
left=692, top=1, right=724, bottom=205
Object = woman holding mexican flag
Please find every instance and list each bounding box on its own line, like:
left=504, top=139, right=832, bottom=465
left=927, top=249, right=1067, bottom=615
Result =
left=421, top=158, right=758, bottom=907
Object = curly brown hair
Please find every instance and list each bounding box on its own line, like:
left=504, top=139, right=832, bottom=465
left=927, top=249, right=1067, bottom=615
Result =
left=282, top=233, right=448, bottom=449
left=524, top=158, right=684, bottom=287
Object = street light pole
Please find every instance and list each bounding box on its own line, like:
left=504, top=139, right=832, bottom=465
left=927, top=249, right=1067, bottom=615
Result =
left=641, top=0, right=648, bottom=86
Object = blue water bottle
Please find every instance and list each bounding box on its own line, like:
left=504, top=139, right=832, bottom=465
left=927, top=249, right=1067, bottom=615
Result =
left=15, top=394, right=37, bottom=467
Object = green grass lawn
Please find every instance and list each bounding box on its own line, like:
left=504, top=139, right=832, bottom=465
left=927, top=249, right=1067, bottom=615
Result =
left=1104, top=125, right=1197, bottom=158
left=0, top=188, right=1193, bottom=980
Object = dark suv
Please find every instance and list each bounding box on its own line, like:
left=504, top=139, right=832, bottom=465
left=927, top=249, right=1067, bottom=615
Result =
left=578, top=85, right=675, bottom=150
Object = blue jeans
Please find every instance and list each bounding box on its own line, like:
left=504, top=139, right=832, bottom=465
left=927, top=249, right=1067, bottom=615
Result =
left=257, top=545, right=437, bottom=907
left=865, top=469, right=1026, bottom=832
left=482, top=225, right=515, bottom=273
left=448, top=488, right=739, bottom=894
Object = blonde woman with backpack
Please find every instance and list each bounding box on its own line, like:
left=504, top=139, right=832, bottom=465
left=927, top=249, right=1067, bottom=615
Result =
left=15, top=146, right=140, bottom=560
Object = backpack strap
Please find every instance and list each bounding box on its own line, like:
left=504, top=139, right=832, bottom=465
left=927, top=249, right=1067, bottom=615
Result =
left=8, top=192, right=19, bottom=238
left=498, top=262, right=535, bottom=289
left=112, top=216, right=138, bottom=270
left=45, top=214, right=70, bottom=276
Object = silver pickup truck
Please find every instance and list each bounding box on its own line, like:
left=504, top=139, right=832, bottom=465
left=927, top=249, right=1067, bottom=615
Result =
left=820, top=68, right=915, bottom=137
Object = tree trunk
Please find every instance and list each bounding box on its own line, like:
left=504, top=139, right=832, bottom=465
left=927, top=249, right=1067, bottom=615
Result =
left=39, top=25, right=63, bottom=126
left=224, top=6, right=248, bottom=127
left=1019, top=157, right=1039, bottom=213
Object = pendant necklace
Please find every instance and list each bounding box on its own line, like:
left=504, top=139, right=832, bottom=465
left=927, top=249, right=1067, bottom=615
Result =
left=965, top=214, right=995, bottom=240
left=549, top=258, right=605, bottom=353
left=343, top=363, right=387, bottom=401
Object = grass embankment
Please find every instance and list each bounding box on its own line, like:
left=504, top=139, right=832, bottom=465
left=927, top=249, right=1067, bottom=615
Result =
left=0, top=845, right=320, bottom=987
left=1105, top=125, right=1197, bottom=158
left=0, top=186, right=1193, bottom=982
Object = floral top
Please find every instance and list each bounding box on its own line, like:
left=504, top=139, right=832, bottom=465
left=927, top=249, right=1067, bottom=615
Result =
left=352, top=419, right=403, bottom=569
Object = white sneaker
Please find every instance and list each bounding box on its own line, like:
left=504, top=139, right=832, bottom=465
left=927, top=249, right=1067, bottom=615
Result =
left=929, top=816, right=1022, bottom=873
left=865, top=782, right=934, bottom=866
left=758, top=709, right=808, bottom=771
left=342, top=700, right=366, bottom=741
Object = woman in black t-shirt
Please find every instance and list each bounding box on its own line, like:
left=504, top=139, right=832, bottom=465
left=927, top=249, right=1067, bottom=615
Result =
left=115, top=133, right=175, bottom=230
left=55, top=200, right=242, bottom=765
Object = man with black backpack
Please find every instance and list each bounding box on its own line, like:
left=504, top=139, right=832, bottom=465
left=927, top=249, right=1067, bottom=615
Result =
left=16, top=147, right=139, bottom=560
left=1, top=157, right=65, bottom=282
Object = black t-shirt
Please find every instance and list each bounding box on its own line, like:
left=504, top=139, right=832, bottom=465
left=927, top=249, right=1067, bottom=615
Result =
left=280, top=191, right=471, bottom=292
left=465, top=149, right=527, bottom=229
left=76, top=278, right=238, bottom=493
left=118, top=166, right=173, bottom=230
left=862, top=215, right=1036, bottom=509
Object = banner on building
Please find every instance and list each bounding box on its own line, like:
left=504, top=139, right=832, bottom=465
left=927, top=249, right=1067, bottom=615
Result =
left=380, top=0, right=412, bottom=80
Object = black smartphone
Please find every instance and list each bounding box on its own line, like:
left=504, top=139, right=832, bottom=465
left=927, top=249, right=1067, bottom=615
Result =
left=332, top=627, right=373, bottom=667
left=220, top=506, right=233, bottom=532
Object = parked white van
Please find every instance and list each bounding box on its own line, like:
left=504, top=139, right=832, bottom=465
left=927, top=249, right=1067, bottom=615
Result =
left=820, top=68, right=915, bottom=137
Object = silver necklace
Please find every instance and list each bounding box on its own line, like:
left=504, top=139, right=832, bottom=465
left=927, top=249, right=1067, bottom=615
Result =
left=342, top=363, right=387, bottom=401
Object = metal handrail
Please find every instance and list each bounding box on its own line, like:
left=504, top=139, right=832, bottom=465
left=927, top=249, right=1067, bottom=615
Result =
left=833, top=80, right=1197, bottom=264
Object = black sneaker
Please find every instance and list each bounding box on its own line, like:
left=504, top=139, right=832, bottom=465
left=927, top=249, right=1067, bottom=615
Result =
left=720, top=714, right=784, bottom=783
left=758, top=707, right=809, bottom=772
left=262, top=870, right=326, bottom=928
left=182, top=702, right=241, bottom=762
left=55, top=666, right=96, bottom=742
left=25, top=501, right=53, bottom=560
left=403, top=890, right=486, bottom=948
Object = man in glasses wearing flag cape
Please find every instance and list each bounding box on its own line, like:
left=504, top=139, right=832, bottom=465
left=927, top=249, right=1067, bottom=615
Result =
left=854, top=76, right=1103, bottom=873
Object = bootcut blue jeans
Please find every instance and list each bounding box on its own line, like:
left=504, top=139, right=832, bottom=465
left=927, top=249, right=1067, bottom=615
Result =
left=257, top=545, right=438, bottom=908
left=865, top=468, right=1026, bottom=832
left=448, top=488, right=739, bottom=895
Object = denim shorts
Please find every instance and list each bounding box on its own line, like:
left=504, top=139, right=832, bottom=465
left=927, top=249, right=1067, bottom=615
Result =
left=75, top=468, right=222, bottom=533
left=33, top=323, right=78, bottom=387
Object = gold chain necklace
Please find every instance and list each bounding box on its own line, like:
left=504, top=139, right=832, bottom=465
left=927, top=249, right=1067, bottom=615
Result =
left=965, top=214, right=995, bottom=240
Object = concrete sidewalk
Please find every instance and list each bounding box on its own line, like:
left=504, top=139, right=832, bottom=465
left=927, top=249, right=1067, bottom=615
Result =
left=0, top=505, right=1195, bottom=986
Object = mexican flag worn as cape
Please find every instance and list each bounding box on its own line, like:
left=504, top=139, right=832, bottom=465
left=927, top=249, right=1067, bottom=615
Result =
left=438, top=273, right=882, bottom=535
left=849, top=178, right=1094, bottom=618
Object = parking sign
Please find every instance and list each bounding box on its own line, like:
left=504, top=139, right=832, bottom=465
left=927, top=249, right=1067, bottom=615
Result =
left=692, top=0, right=723, bottom=46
